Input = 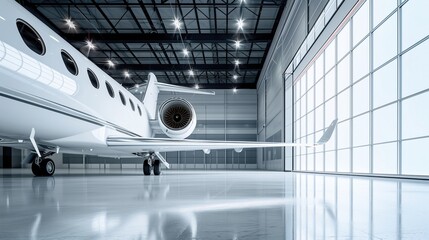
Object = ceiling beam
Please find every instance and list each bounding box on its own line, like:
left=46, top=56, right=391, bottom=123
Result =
left=110, top=64, right=262, bottom=71
left=65, top=33, right=273, bottom=43
left=122, top=82, right=257, bottom=89
left=30, top=2, right=282, bottom=7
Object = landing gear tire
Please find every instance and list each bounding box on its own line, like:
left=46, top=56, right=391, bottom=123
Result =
left=143, top=160, right=151, bottom=176
left=153, top=160, right=161, bottom=175
left=31, top=161, right=42, bottom=176
left=32, top=158, right=55, bottom=176
left=41, top=158, right=55, bottom=176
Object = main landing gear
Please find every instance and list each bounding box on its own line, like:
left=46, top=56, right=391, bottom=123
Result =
left=31, top=152, right=56, bottom=176
left=143, top=153, right=161, bottom=176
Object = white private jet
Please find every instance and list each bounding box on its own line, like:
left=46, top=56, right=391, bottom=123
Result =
left=0, top=0, right=337, bottom=176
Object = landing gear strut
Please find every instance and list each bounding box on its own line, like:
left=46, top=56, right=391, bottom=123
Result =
left=31, top=152, right=56, bottom=176
left=143, top=153, right=161, bottom=176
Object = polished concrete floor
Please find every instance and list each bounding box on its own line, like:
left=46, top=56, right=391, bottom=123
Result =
left=0, top=169, right=429, bottom=240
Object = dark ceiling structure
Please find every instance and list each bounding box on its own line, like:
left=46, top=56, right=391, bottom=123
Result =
left=18, top=0, right=286, bottom=89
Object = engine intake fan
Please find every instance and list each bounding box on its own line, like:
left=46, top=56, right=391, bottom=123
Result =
left=158, top=98, right=196, bottom=139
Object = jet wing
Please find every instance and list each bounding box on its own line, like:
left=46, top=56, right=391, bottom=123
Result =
left=107, top=119, right=338, bottom=153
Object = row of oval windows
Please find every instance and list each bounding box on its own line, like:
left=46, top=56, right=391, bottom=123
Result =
left=16, top=19, right=143, bottom=116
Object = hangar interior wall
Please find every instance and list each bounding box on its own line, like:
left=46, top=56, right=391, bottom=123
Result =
left=62, top=89, right=258, bottom=170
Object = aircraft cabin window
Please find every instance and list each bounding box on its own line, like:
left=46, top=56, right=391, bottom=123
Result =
left=61, top=50, right=78, bottom=76
left=129, top=99, right=135, bottom=111
left=16, top=19, right=46, bottom=55
left=87, top=69, right=99, bottom=89
left=137, top=105, right=142, bottom=116
left=105, top=82, right=115, bottom=98
left=119, top=91, right=126, bottom=106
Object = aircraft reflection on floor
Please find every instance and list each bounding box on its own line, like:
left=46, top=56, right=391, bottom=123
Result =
left=3, top=169, right=428, bottom=239
left=0, top=170, right=337, bottom=239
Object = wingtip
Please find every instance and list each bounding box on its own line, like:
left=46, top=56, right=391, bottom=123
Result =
left=316, top=119, right=338, bottom=145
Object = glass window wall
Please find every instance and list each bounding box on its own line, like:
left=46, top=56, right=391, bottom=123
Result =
left=291, top=0, right=429, bottom=178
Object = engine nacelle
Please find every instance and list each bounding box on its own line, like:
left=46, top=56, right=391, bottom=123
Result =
left=158, top=98, right=196, bottom=139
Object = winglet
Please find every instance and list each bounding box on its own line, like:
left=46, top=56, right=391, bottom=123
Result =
left=316, top=119, right=338, bottom=145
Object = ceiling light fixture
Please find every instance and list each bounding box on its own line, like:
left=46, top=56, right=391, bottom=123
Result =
left=86, top=40, right=95, bottom=50
left=240, top=0, right=246, bottom=3
left=234, top=40, right=241, bottom=49
left=189, top=69, right=194, bottom=76
left=233, top=74, right=238, bottom=80
left=235, top=59, right=240, bottom=66
left=183, top=48, right=189, bottom=56
left=107, top=59, right=115, bottom=67
left=195, top=84, right=199, bottom=89
left=173, top=18, right=182, bottom=30
left=237, top=18, right=244, bottom=30
left=65, top=18, right=76, bottom=29
left=233, top=88, right=237, bottom=93
left=124, top=71, right=130, bottom=78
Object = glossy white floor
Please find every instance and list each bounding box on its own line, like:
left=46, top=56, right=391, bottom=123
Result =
left=0, top=169, right=429, bottom=240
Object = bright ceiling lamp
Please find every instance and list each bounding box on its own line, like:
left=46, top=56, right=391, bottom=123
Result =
left=237, top=18, right=244, bottom=30
left=183, top=48, right=189, bottom=56
left=65, top=18, right=76, bottom=29
left=234, top=40, right=241, bottom=49
left=86, top=40, right=95, bottom=50
left=107, top=59, right=115, bottom=67
left=173, top=18, right=182, bottom=30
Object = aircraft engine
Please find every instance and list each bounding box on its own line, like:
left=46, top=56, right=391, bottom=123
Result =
left=158, top=98, right=196, bottom=139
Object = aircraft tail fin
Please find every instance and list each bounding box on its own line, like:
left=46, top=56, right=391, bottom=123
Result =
left=143, top=73, right=215, bottom=119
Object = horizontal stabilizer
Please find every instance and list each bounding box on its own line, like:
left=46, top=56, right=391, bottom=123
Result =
left=143, top=72, right=214, bottom=119
left=155, top=82, right=215, bottom=95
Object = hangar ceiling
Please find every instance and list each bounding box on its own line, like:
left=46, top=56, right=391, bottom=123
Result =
left=18, top=0, right=287, bottom=89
